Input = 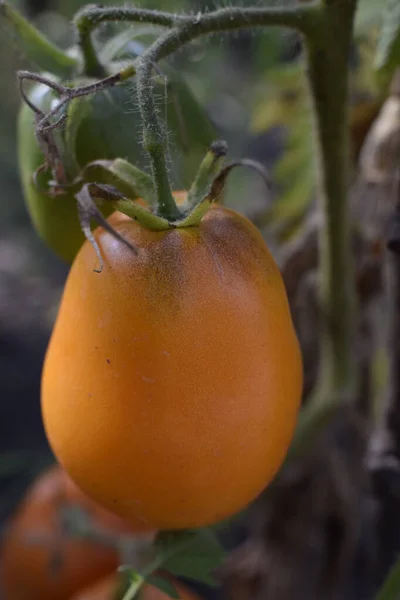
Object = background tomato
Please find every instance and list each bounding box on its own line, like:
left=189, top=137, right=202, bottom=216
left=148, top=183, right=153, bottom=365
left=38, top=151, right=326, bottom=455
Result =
left=69, top=573, right=202, bottom=600
left=41, top=205, right=303, bottom=531
left=0, top=465, right=154, bottom=600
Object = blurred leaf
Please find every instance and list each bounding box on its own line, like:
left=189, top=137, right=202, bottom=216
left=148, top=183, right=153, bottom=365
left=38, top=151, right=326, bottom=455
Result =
left=375, top=0, right=400, bottom=82
left=376, top=556, right=400, bottom=600
left=251, top=94, right=299, bottom=133
left=252, top=59, right=314, bottom=228
left=118, top=530, right=224, bottom=600
left=271, top=161, right=314, bottom=222
left=254, top=29, right=289, bottom=74
left=153, top=529, right=225, bottom=587
left=355, top=0, right=383, bottom=37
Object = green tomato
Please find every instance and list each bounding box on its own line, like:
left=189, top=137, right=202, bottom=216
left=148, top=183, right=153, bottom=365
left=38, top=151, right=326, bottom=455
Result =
left=18, top=69, right=216, bottom=263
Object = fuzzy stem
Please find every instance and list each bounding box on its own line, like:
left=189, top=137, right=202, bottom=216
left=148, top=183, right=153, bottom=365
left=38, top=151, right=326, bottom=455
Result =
left=134, top=2, right=320, bottom=219
left=74, top=6, right=180, bottom=32
left=75, top=2, right=321, bottom=39
left=74, top=5, right=179, bottom=81
left=304, top=0, right=358, bottom=404
left=136, top=3, right=322, bottom=62
left=136, top=48, right=179, bottom=220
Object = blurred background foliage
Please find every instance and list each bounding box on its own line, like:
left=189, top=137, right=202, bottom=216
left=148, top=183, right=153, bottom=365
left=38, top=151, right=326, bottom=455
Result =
left=0, top=0, right=392, bottom=597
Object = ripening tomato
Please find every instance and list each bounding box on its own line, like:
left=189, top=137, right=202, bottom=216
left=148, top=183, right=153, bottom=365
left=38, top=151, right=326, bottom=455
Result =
left=18, top=69, right=215, bottom=263
left=69, top=573, right=202, bottom=600
left=0, top=465, right=154, bottom=600
left=41, top=203, right=303, bottom=530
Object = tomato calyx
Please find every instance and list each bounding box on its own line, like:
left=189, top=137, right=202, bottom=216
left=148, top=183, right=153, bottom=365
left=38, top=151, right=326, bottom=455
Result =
left=71, top=143, right=272, bottom=272
left=72, top=143, right=229, bottom=271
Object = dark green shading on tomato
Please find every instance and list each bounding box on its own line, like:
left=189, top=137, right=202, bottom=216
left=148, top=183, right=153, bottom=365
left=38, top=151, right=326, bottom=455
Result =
left=18, top=70, right=216, bottom=263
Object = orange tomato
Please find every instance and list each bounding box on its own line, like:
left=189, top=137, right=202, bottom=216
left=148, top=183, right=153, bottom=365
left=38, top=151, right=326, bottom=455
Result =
left=1, top=465, right=153, bottom=600
left=41, top=204, right=303, bottom=530
left=69, top=573, right=202, bottom=600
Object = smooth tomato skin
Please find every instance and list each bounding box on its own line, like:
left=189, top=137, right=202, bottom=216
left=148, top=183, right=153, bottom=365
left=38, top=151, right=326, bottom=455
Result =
left=41, top=205, right=303, bottom=530
left=69, top=574, right=201, bottom=600
left=0, top=465, right=153, bottom=600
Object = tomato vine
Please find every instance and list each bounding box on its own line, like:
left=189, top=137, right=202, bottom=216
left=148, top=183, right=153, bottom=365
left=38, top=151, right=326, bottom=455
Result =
left=71, top=0, right=359, bottom=457
left=1, top=0, right=360, bottom=505
left=1, top=0, right=368, bottom=597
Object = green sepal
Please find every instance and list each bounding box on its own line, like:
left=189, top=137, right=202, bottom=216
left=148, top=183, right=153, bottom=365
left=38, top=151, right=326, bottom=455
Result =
left=174, top=197, right=213, bottom=228
left=184, top=141, right=227, bottom=212
left=81, top=159, right=157, bottom=207
left=0, top=1, right=78, bottom=78
left=152, top=529, right=225, bottom=587
left=109, top=159, right=156, bottom=206
left=112, top=197, right=171, bottom=231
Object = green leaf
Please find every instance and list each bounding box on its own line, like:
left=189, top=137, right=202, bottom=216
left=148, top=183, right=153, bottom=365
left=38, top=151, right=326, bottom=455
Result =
left=81, top=159, right=157, bottom=208
left=154, top=529, right=225, bottom=587
left=0, top=1, right=78, bottom=78
left=376, top=556, right=400, bottom=600
left=375, top=0, right=400, bottom=81
left=145, top=575, right=180, bottom=599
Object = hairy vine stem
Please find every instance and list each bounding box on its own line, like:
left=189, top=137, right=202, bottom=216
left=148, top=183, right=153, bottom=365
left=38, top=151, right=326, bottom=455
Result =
left=134, top=0, right=357, bottom=423
left=74, top=2, right=321, bottom=218
left=132, top=2, right=321, bottom=218
left=74, top=2, right=321, bottom=38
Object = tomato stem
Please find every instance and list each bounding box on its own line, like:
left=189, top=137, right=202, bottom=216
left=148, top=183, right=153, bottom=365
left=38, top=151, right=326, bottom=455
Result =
left=74, top=6, right=179, bottom=32
left=73, top=3, right=320, bottom=221
left=136, top=47, right=180, bottom=220
left=121, top=573, right=146, bottom=600
left=74, top=3, right=320, bottom=42
left=132, top=2, right=319, bottom=221
left=304, top=0, right=358, bottom=401
left=74, top=13, right=108, bottom=78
